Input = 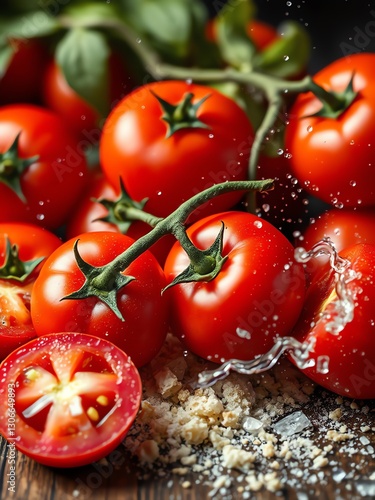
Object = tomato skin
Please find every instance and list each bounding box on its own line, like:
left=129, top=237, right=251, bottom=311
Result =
left=30, top=232, right=169, bottom=367
left=0, top=104, right=89, bottom=229
left=100, top=80, right=253, bottom=220
left=42, top=52, right=134, bottom=139
left=291, top=243, right=375, bottom=399
left=0, top=222, right=62, bottom=274
left=164, top=211, right=306, bottom=362
left=0, top=325, right=37, bottom=361
left=65, top=171, right=175, bottom=266
left=0, top=40, right=48, bottom=105
left=301, top=207, right=375, bottom=252
left=0, top=332, right=142, bottom=467
left=285, top=53, right=375, bottom=208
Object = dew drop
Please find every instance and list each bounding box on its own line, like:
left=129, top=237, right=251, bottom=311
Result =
left=262, top=204, right=270, bottom=213
left=208, top=133, right=214, bottom=139
left=36, top=214, right=45, bottom=221
left=349, top=180, right=357, bottom=187
left=253, top=220, right=263, bottom=228
left=283, top=55, right=290, bottom=61
left=307, top=125, right=313, bottom=133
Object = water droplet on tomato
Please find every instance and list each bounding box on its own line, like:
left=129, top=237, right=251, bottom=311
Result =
left=349, top=180, right=357, bottom=187
left=307, top=125, right=313, bottom=133
left=283, top=55, right=290, bottom=61
left=253, top=220, right=262, bottom=228
left=36, top=214, right=45, bottom=221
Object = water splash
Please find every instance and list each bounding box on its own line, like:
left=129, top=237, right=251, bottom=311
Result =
left=198, top=237, right=358, bottom=388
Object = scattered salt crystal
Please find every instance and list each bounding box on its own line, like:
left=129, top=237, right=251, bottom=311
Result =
left=360, top=436, right=370, bottom=445
left=355, top=480, right=375, bottom=497
left=242, top=416, right=263, bottom=434
left=273, top=411, right=312, bottom=437
left=333, top=469, right=347, bottom=482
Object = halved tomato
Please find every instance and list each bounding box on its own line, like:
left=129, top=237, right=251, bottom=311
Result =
left=0, top=333, right=142, bottom=467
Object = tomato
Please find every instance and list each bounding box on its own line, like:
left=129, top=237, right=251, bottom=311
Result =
left=301, top=207, right=375, bottom=252
left=0, top=222, right=62, bottom=359
left=100, top=80, right=253, bottom=221
left=164, top=211, right=306, bottom=362
left=42, top=52, right=135, bottom=139
left=30, top=231, right=169, bottom=367
left=0, top=104, right=89, bottom=229
left=65, top=171, right=175, bottom=266
left=285, top=53, right=375, bottom=208
left=0, top=40, right=48, bottom=106
left=291, top=243, right=375, bottom=399
left=0, top=332, right=142, bottom=467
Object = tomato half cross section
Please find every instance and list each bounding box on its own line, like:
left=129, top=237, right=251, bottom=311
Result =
left=0, top=333, right=142, bottom=468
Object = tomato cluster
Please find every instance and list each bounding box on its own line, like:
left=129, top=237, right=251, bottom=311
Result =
left=0, top=0, right=374, bottom=472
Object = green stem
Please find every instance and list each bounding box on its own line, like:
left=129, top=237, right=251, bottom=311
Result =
left=96, top=179, right=273, bottom=283
left=115, top=205, right=163, bottom=227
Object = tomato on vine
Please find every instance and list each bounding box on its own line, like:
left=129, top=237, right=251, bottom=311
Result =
left=100, top=80, right=254, bottom=221
left=285, top=53, right=375, bottom=208
left=164, top=211, right=306, bottom=363
left=30, top=231, right=169, bottom=367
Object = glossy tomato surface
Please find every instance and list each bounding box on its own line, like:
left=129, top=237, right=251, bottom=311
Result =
left=0, top=104, right=89, bottom=229
left=100, top=80, right=253, bottom=220
left=30, top=231, right=169, bottom=367
left=285, top=53, right=375, bottom=208
left=164, top=211, right=306, bottom=362
left=291, top=243, right=375, bottom=399
left=0, top=333, right=142, bottom=467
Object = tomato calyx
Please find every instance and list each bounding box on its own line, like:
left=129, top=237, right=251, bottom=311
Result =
left=94, top=178, right=162, bottom=232
left=61, top=239, right=135, bottom=321
left=307, top=74, right=357, bottom=119
left=63, top=180, right=274, bottom=321
left=0, top=133, right=39, bottom=202
left=151, top=90, right=212, bottom=138
left=163, top=221, right=228, bottom=291
left=0, top=236, right=44, bottom=282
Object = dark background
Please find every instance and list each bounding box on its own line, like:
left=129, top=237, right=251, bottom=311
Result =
left=203, top=0, right=375, bottom=73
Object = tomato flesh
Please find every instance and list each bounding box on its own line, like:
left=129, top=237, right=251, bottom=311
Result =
left=0, top=333, right=142, bottom=467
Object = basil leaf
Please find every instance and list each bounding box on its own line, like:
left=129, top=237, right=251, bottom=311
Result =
left=55, top=28, right=110, bottom=117
left=253, top=21, right=311, bottom=78
left=214, top=0, right=257, bottom=69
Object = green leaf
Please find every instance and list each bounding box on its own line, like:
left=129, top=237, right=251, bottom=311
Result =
left=0, top=11, right=60, bottom=41
left=253, top=21, right=311, bottom=78
left=62, top=2, right=122, bottom=27
left=214, top=0, right=257, bottom=69
left=0, top=42, right=13, bottom=77
left=55, top=28, right=110, bottom=117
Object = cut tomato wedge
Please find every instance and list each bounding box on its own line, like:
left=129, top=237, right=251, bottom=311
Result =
left=0, top=333, right=142, bottom=467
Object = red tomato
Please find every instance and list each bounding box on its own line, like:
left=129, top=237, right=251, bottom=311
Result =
left=30, top=231, right=169, bottom=367
left=285, top=53, right=375, bottom=208
left=291, top=243, right=375, bottom=399
left=0, top=40, right=48, bottom=105
left=100, top=80, right=253, bottom=221
left=301, top=207, right=375, bottom=252
left=0, top=332, right=142, bottom=467
left=0, top=104, right=89, bottom=229
left=42, top=52, right=135, bottom=139
left=65, top=171, right=175, bottom=266
left=0, top=222, right=62, bottom=359
left=164, top=211, right=306, bottom=362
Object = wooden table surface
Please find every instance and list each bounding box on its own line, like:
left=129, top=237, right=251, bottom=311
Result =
left=1, top=385, right=374, bottom=500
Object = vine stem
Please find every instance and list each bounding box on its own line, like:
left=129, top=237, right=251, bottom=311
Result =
left=59, top=15, right=335, bottom=180
left=96, top=179, right=273, bottom=284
